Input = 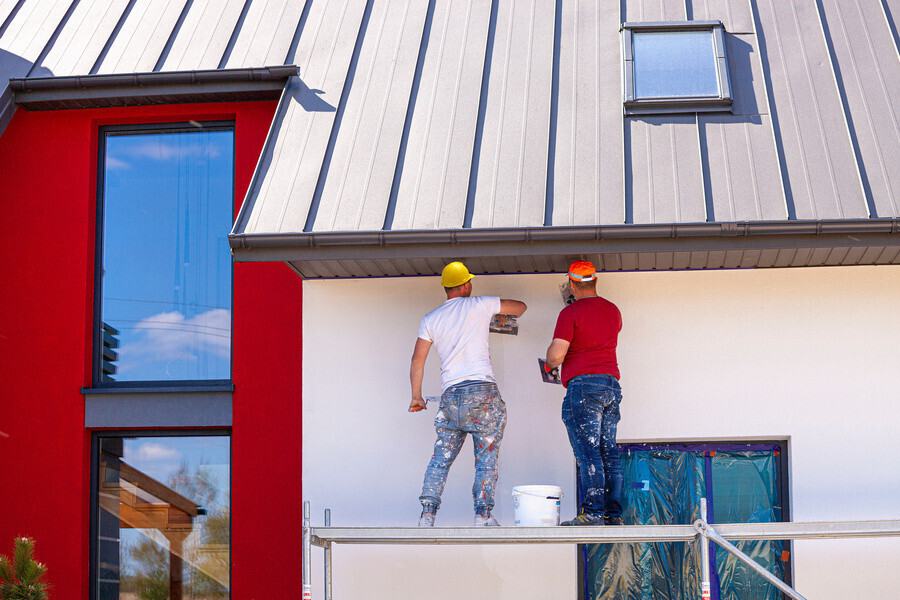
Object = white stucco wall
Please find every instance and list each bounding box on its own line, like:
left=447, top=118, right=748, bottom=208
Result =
left=302, top=265, right=899, bottom=599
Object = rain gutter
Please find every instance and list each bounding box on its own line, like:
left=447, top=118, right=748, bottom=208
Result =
left=9, top=66, right=299, bottom=110
left=229, top=218, right=900, bottom=253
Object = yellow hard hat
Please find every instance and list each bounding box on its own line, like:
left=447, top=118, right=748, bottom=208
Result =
left=441, top=261, right=474, bottom=288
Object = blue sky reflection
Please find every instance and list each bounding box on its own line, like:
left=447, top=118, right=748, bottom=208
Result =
left=101, top=128, right=234, bottom=382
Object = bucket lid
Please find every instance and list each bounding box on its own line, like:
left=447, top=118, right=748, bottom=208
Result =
left=512, top=485, right=562, bottom=499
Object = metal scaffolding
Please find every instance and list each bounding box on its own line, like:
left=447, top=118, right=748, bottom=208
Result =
left=302, top=501, right=900, bottom=600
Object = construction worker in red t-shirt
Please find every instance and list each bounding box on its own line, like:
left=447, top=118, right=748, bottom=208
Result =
left=545, top=260, right=624, bottom=526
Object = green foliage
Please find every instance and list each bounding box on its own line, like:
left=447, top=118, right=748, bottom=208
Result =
left=0, top=538, right=50, bottom=600
left=122, top=540, right=169, bottom=600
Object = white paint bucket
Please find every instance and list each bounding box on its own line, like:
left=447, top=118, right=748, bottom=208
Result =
left=512, top=485, right=562, bottom=526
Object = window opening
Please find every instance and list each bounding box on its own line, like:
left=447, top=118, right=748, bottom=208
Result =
left=91, top=432, right=231, bottom=600
left=582, top=442, right=790, bottom=600
left=95, top=123, right=235, bottom=385
left=622, top=21, right=732, bottom=115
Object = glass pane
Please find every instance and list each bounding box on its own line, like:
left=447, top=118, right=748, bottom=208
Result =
left=100, top=128, right=234, bottom=382
left=96, top=435, right=230, bottom=599
left=584, top=445, right=785, bottom=600
left=633, top=30, right=719, bottom=99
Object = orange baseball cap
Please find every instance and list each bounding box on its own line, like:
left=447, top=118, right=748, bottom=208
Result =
left=567, top=260, right=597, bottom=282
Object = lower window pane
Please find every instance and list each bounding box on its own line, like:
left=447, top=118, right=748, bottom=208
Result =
left=583, top=443, right=786, bottom=600
left=95, top=435, right=230, bottom=599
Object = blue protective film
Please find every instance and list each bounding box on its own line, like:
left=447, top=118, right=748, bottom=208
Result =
left=585, top=445, right=785, bottom=600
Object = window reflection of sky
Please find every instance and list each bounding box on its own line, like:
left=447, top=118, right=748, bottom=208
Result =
left=633, top=30, right=719, bottom=99
left=121, top=436, right=230, bottom=499
left=101, top=129, right=234, bottom=382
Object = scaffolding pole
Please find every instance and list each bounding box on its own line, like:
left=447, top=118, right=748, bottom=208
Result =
left=699, top=498, right=711, bottom=600
left=694, top=519, right=807, bottom=600
left=302, top=502, right=312, bottom=600
left=301, top=500, right=900, bottom=600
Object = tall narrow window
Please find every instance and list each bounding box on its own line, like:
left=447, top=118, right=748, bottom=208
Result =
left=96, top=124, right=234, bottom=384
left=93, top=433, right=231, bottom=600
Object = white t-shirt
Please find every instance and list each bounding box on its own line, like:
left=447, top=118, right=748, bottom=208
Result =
left=418, top=295, right=502, bottom=392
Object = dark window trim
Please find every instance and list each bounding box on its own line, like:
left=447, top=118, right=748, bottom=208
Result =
left=93, top=120, right=236, bottom=389
left=83, top=382, right=234, bottom=394
left=621, top=20, right=732, bottom=116
left=89, top=429, right=232, bottom=600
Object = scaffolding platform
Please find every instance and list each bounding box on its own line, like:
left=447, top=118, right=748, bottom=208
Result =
left=309, top=519, right=900, bottom=547
left=302, top=498, right=900, bottom=600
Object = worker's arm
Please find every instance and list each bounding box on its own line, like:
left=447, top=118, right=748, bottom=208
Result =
left=545, top=338, right=570, bottom=370
left=409, top=337, right=432, bottom=412
left=499, top=299, right=527, bottom=317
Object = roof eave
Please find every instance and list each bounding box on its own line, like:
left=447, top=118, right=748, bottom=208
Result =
left=9, top=66, right=299, bottom=111
left=228, top=219, right=900, bottom=276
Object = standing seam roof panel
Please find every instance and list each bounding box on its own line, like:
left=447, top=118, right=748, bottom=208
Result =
left=392, top=0, right=493, bottom=231
left=625, top=0, right=686, bottom=23
left=0, top=0, right=21, bottom=27
left=0, top=0, right=71, bottom=63
left=158, top=0, right=247, bottom=71
left=820, top=0, right=900, bottom=218
left=239, top=0, right=366, bottom=236
left=690, top=0, right=755, bottom=34
left=552, top=0, right=624, bottom=227
left=93, top=0, right=188, bottom=75
left=33, top=0, right=130, bottom=76
left=222, top=0, right=305, bottom=70
left=313, top=0, right=429, bottom=232
left=754, top=0, right=867, bottom=220
left=727, top=33, right=768, bottom=117
left=701, top=114, right=786, bottom=221
left=471, top=0, right=554, bottom=228
left=628, top=115, right=706, bottom=224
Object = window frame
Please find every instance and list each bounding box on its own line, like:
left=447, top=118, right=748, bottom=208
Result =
left=621, top=20, right=733, bottom=116
left=577, top=439, right=792, bottom=599
left=88, top=428, right=233, bottom=600
left=91, top=121, right=236, bottom=390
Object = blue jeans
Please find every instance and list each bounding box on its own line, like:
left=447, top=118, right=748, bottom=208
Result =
left=419, top=382, right=506, bottom=514
left=561, top=374, right=623, bottom=517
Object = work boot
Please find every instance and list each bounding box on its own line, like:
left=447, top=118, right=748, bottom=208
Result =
left=418, top=503, right=438, bottom=527
left=474, top=513, right=499, bottom=526
left=474, top=507, right=499, bottom=526
left=605, top=514, right=624, bottom=526
left=418, top=510, right=436, bottom=527
left=560, top=512, right=605, bottom=526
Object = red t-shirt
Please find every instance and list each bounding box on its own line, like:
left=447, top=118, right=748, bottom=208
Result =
left=553, top=296, right=622, bottom=387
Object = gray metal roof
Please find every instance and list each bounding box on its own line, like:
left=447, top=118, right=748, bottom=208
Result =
left=2, top=0, right=899, bottom=278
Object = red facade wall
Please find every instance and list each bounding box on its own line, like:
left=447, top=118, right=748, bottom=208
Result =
left=0, top=100, right=303, bottom=599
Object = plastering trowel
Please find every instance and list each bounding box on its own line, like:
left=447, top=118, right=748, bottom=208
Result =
left=490, top=314, right=519, bottom=335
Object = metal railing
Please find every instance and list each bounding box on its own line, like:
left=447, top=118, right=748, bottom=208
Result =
left=302, top=500, right=900, bottom=600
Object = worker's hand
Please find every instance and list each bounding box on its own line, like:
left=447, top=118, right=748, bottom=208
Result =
left=409, top=396, right=427, bottom=412
left=544, top=361, right=560, bottom=379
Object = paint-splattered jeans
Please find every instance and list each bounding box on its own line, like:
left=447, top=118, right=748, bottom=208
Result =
left=561, top=374, right=623, bottom=517
left=419, top=382, right=507, bottom=515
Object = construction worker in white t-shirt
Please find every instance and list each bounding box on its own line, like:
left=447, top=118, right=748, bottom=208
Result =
left=409, top=261, right=527, bottom=527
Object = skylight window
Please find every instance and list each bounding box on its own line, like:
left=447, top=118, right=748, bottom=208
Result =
left=622, top=21, right=732, bottom=115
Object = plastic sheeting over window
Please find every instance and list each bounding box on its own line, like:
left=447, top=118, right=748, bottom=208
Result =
left=584, top=443, right=787, bottom=600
